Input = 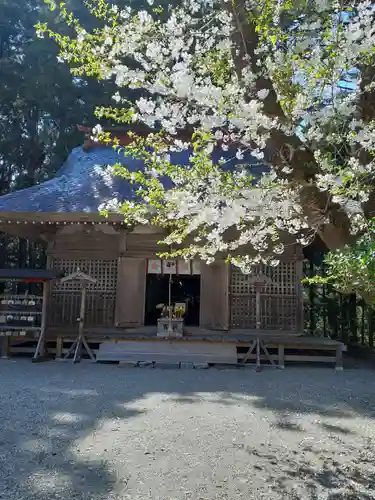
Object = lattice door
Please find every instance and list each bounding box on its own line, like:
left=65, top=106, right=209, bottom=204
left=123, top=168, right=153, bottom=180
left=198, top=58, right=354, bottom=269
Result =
left=49, top=259, right=118, bottom=326
left=230, top=263, right=302, bottom=331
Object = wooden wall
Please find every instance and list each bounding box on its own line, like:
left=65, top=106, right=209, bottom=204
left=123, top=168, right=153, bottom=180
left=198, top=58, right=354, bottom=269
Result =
left=200, top=261, right=229, bottom=330
left=115, top=257, right=146, bottom=327
left=50, top=230, right=119, bottom=260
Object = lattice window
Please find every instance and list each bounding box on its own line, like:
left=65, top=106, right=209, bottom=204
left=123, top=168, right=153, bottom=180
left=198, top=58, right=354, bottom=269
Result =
left=49, top=259, right=118, bottom=326
left=230, top=263, right=296, bottom=296
left=230, top=263, right=302, bottom=331
left=260, top=296, right=298, bottom=330
left=230, top=296, right=257, bottom=329
left=52, top=259, right=117, bottom=292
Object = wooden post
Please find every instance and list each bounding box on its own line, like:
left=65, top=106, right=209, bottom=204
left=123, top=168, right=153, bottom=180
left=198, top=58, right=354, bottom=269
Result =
left=167, top=273, right=173, bottom=336
left=33, top=280, right=50, bottom=361
left=309, top=258, right=316, bottom=335
left=73, top=286, right=86, bottom=363
left=255, top=286, right=261, bottom=330
left=255, top=337, right=261, bottom=372
left=335, top=345, right=344, bottom=371
left=322, top=281, right=327, bottom=337
left=61, top=270, right=96, bottom=363
left=1, top=336, right=9, bottom=359
left=241, top=339, right=257, bottom=364
left=278, top=344, right=285, bottom=369
left=33, top=253, right=53, bottom=361
left=295, top=259, right=304, bottom=333
left=55, top=336, right=63, bottom=359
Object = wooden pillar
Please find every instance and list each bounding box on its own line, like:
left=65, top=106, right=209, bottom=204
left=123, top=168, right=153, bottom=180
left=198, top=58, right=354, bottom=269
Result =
left=1, top=336, right=9, bottom=359
left=55, top=336, right=63, bottom=359
left=335, top=345, right=344, bottom=371
left=73, top=286, right=86, bottom=363
left=278, top=344, right=285, bottom=369
left=115, top=257, right=146, bottom=327
left=33, top=254, right=52, bottom=361
left=200, top=261, right=229, bottom=330
left=295, top=259, right=304, bottom=334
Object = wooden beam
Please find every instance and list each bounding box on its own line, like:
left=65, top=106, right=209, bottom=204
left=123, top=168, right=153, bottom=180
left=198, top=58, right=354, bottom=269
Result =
left=0, top=223, right=45, bottom=240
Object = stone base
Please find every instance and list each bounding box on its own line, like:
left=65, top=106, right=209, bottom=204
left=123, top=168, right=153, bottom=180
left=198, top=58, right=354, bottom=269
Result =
left=157, top=318, right=184, bottom=338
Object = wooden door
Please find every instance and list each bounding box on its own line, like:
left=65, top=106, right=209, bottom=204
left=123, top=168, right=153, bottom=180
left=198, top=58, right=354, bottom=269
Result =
left=200, top=261, right=229, bottom=330
left=115, top=257, right=146, bottom=327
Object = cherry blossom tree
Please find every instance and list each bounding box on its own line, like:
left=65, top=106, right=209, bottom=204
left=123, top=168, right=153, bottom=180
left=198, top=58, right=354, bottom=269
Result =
left=37, top=0, right=375, bottom=297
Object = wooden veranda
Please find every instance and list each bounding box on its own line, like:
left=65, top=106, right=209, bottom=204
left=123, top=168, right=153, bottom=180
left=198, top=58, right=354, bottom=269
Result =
left=4, top=325, right=345, bottom=370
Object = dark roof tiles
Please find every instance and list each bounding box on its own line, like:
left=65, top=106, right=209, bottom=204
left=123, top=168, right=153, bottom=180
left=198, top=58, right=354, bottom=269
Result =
left=0, top=145, right=265, bottom=213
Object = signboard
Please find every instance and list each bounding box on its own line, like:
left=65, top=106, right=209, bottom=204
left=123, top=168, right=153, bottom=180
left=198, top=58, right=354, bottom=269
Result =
left=163, top=260, right=177, bottom=275
left=192, top=260, right=201, bottom=275
left=147, top=259, right=162, bottom=274
left=177, top=260, right=191, bottom=275
left=147, top=259, right=201, bottom=275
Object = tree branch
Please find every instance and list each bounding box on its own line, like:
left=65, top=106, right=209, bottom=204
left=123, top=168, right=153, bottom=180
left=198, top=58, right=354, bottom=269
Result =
left=227, top=0, right=356, bottom=248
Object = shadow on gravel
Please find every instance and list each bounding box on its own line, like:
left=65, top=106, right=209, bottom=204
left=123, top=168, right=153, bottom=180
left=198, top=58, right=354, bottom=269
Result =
left=320, top=422, right=355, bottom=435
left=0, top=363, right=143, bottom=500
left=0, top=359, right=374, bottom=499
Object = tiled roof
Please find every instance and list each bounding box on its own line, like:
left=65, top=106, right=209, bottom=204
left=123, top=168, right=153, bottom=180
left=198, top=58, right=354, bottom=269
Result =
left=0, top=145, right=266, bottom=213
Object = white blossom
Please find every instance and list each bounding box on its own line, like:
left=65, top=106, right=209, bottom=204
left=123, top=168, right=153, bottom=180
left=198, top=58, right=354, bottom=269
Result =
left=49, top=0, right=375, bottom=267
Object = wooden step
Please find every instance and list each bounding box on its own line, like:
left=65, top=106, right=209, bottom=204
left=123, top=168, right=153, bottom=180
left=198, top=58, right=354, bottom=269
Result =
left=96, top=340, right=238, bottom=364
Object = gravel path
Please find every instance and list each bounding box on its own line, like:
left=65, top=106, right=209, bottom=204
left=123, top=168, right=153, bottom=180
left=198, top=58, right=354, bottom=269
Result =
left=0, top=359, right=374, bottom=500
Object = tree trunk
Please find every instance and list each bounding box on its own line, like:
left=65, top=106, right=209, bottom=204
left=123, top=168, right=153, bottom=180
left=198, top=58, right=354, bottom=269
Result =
left=227, top=1, right=355, bottom=252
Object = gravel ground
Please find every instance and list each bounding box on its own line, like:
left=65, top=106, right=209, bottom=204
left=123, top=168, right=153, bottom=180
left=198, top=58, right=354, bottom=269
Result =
left=0, top=360, right=374, bottom=500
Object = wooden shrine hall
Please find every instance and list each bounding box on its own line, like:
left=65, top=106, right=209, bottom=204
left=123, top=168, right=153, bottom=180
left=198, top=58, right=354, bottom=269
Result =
left=0, top=131, right=345, bottom=369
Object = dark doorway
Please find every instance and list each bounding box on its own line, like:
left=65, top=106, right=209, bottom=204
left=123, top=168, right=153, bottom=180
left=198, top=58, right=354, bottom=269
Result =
left=145, top=274, right=200, bottom=326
